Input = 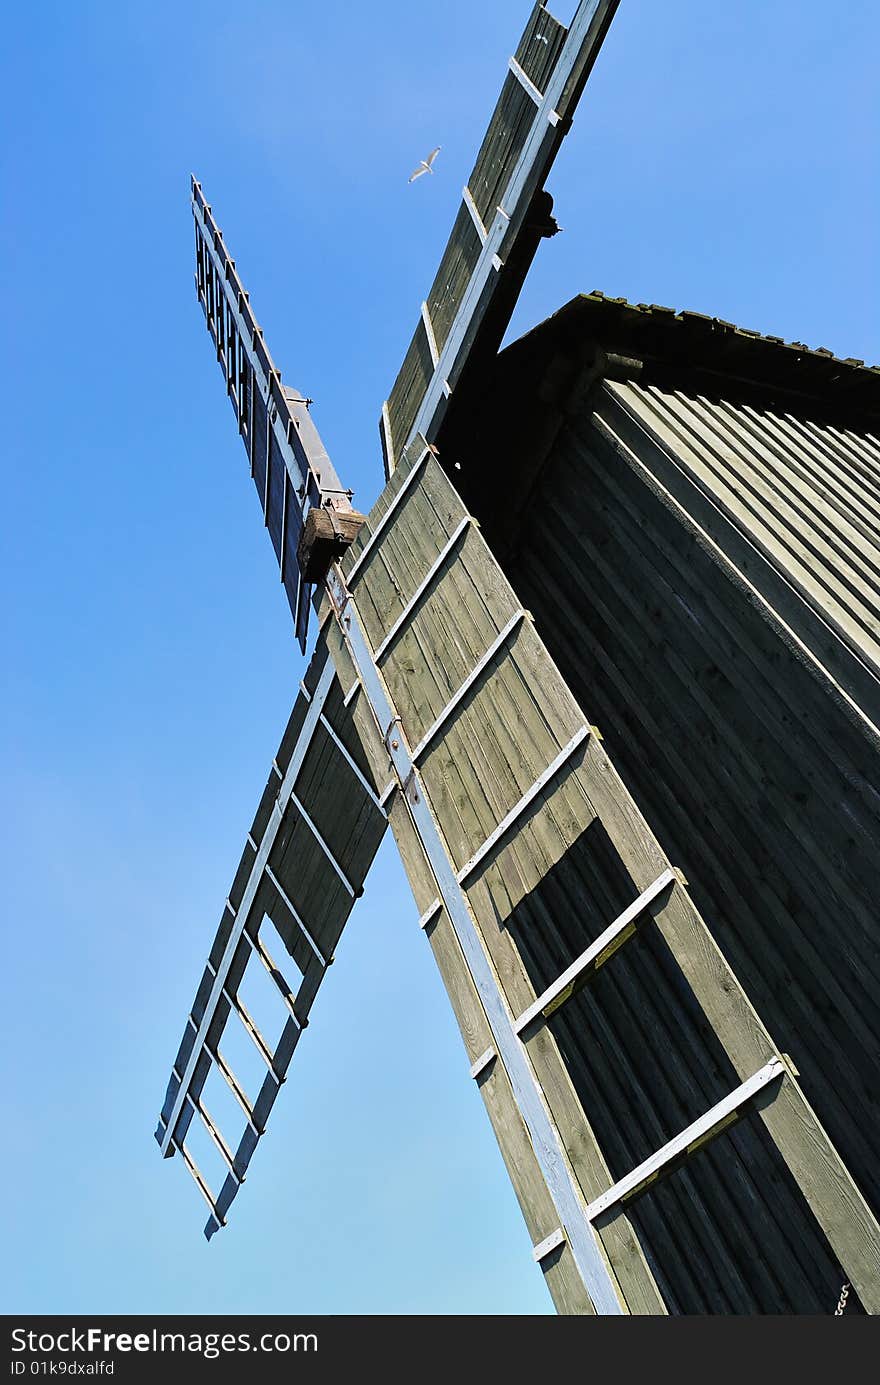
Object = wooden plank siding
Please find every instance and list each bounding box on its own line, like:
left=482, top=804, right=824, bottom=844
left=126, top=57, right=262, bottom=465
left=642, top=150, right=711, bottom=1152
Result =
left=380, top=2, right=621, bottom=475
left=607, top=381, right=880, bottom=684
left=321, top=440, right=880, bottom=1312
left=507, top=382, right=880, bottom=1239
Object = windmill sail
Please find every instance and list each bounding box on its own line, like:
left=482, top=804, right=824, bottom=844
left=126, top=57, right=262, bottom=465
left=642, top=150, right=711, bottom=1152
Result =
left=155, top=637, right=387, bottom=1236
left=192, top=180, right=361, bottom=650
left=158, top=185, right=382, bottom=1235
left=158, top=2, right=624, bottom=1243
left=380, top=0, right=619, bottom=474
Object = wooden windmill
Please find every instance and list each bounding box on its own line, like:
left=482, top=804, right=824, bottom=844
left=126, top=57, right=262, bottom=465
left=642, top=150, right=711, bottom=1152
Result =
left=156, top=1, right=880, bottom=1314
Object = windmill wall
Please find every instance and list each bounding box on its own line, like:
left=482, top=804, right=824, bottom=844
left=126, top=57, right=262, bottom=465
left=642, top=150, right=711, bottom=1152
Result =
left=507, top=377, right=880, bottom=1259
left=431, top=297, right=880, bottom=1311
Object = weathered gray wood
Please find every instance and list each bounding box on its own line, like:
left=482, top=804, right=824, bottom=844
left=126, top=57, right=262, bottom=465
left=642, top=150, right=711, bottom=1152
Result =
left=385, top=793, right=654, bottom=1314
left=525, top=488, right=880, bottom=987
left=297, top=506, right=368, bottom=583
left=594, top=388, right=880, bottom=730
left=609, top=380, right=880, bottom=674
left=517, top=406, right=880, bottom=1233
left=578, top=734, right=880, bottom=1312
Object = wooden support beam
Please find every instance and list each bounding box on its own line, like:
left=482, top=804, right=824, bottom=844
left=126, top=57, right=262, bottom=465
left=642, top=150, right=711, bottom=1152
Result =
left=296, top=506, right=367, bottom=584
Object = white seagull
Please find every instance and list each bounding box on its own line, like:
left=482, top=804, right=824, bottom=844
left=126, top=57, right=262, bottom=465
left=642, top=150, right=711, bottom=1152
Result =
left=408, top=147, right=441, bottom=183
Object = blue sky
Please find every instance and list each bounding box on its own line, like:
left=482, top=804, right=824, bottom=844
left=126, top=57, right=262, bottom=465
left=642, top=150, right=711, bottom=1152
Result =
left=2, top=1, right=877, bottom=1316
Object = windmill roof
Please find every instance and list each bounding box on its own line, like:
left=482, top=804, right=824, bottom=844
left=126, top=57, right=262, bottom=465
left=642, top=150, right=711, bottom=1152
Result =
left=509, top=289, right=880, bottom=423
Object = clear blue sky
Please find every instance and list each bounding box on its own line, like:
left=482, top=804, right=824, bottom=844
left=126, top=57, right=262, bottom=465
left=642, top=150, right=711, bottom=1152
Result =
left=2, top=1, right=877, bottom=1316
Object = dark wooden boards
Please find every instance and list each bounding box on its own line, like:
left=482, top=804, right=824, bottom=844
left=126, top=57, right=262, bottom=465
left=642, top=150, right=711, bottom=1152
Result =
left=608, top=379, right=880, bottom=689
left=448, top=369, right=880, bottom=1310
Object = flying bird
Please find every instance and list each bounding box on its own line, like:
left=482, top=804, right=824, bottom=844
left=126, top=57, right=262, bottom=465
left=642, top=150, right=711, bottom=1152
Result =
left=408, top=147, right=441, bottom=183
